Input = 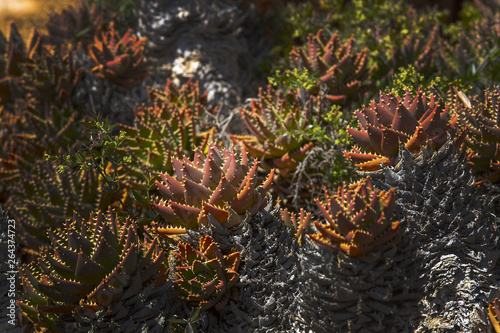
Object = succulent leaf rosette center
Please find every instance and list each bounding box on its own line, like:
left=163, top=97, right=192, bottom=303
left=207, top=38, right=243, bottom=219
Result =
left=310, top=176, right=400, bottom=256
left=174, top=235, right=240, bottom=310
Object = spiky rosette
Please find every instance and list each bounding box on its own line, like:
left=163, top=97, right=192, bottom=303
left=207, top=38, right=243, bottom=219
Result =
left=44, top=2, right=104, bottom=47
left=88, top=22, right=149, bottom=88
left=344, top=88, right=458, bottom=171
left=148, top=78, right=210, bottom=113
left=310, top=176, right=400, bottom=256
left=7, top=161, right=120, bottom=252
left=173, top=235, right=239, bottom=310
left=289, top=29, right=374, bottom=104
left=18, top=210, right=166, bottom=330
left=21, top=41, right=84, bottom=108
left=376, top=24, right=439, bottom=83
left=457, top=87, right=500, bottom=184
left=230, top=85, right=324, bottom=174
left=118, top=79, right=215, bottom=188
left=152, top=143, right=274, bottom=231
left=0, top=102, right=82, bottom=196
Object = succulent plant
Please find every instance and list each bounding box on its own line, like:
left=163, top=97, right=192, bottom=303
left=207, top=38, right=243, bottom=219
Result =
left=6, top=161, right=122, bottom=252
left=289, top=29, right=374, bottom=105
left=19, top=210, right=166, bottom=330
left=44, top=2, right=104, bottom=47
left=152, top=143, right=274, bottom=231
left=0, top=23, right=35, bottom=105
left=280, top=207, right=313, bottom=245
left=182, top=199, right=302, bottom=332
left=0, top=102, right=82, bottom=196
left=456, top=87, right=500, bottom=183
left=437, top=15, right=500, bottom=86
left=368, top=137, right=499, bottom=332
left=296, top=172, right=414, bottom=332
left=230, top=85, right=325, bottom=174
left=489, top=298, right=500, bottom=333
left=376, top=24, right=439, bottom=85
left=344, top=88, right=458, bottom=171
left=118, top=79, right=215, bottom=188
left=21, top=42, right=84, bottom=108
left=173, top=235, right=240, bottom=310
left=88, top=22, right=149, bottom=88
left=310, top=176, right=400, bottom=256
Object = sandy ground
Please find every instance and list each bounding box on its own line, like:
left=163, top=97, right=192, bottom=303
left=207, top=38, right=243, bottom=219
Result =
left=0, top=0, right=78, bottom=40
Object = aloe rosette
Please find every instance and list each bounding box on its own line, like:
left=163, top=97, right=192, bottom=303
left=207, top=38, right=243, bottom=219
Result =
left=230, top=85, right=326, bottom=176
left=88, top=22, right=149, bottom=87
left=289, top=29, right=374, bottom=105
left=310, top=176, right=400, bottom=256
left=456, top=87, right=500, bottom=184
left=19, top=210, right=165, bottom=330
left=173, top=235, right=240, bottom=310
left=152, top=143, right=274, bottom=233
left=344, top=88, right=458, bottom=171
left=118, top=79, right=215, bottom=189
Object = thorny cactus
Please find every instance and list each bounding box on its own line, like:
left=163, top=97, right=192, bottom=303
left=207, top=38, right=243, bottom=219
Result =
left=230, top=85, right=324, bottom=175
left=310, top=176, right=400, bottom=256
left=369, top=137, right=499, bottom=332
left=19, top=210, right=166, bottom=331
left=152, top=143, right=274, bottom=232
left=297, top=179, right=416, bottom=332
left=180, top=199, right=302, bottom=332
left=173, top=235, right=240, bottom=310
left=118, top=79, right=215, bottom=188
left=344, top=88, right=458, bottom=171
left=289, top=29, right=374, bottom=105
left=88, top=23, right=149, bottom=88
left=456, top=87, right=500, bottom=184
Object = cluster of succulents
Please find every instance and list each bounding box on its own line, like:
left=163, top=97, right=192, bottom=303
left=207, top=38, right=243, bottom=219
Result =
left=44, top=2, right=104, bottom=47
left=117, top=79, right=215, bottom=188
left=5, top=0, right=500, bottom=332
